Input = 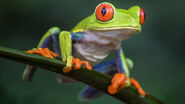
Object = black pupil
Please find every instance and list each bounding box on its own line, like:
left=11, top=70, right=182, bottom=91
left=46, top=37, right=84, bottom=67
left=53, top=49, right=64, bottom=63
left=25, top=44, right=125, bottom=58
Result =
left=101, top=7, right=106, bottom=16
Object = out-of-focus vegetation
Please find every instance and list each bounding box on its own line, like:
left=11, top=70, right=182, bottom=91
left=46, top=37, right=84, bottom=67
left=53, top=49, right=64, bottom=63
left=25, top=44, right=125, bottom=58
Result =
left=0, top=0, right=185, bottom=104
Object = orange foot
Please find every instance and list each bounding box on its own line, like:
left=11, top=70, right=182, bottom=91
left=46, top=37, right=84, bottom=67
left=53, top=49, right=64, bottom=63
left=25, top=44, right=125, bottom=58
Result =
left=108, top=73, right=127, bottom=94
left=63, top=57, right=92, bottom=73
left=26, top=48, right=58, bottom=58
left=130, top=78, right=146, bottom=97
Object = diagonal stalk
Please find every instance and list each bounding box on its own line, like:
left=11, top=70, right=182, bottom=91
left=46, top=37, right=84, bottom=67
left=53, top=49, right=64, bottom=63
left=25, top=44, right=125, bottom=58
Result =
left=0, top=46, right=164, bottom=104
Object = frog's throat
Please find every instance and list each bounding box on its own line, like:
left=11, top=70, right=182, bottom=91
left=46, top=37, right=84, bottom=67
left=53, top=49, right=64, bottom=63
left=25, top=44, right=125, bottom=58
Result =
left=92, top=27, right=141, bottom=32
left=85, top=27, right=141, bottom=41
left=73, top=27, right=141, bottom=33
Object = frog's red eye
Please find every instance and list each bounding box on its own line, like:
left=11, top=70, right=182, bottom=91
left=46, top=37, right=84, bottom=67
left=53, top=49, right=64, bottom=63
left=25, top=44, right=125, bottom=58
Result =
left=139, top=8, right=145, bottom=25
left=95, top=3, right=114, bottom=22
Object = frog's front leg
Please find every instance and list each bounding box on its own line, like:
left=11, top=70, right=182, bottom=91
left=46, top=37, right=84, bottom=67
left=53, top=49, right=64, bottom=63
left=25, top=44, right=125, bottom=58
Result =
left=108, top=47, right=146, bottom=97
left=25, top=27, right=60, bottom=58
left=25, top=29, right=92, bottom=74
left=58, top=31, right=92, bottom=72
left=23, top=27, right=60, bottom=82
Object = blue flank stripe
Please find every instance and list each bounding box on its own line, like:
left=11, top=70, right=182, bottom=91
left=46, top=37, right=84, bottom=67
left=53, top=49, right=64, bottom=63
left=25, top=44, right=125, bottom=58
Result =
left=93, top=60, right=116, bottom=72
left=80, top=86, right=104, bottom=100
left=52, top=35, right=61, bottom=57
left=71, top=32, right=84, bottom=40
left=40, top=36, right=52, bottom=48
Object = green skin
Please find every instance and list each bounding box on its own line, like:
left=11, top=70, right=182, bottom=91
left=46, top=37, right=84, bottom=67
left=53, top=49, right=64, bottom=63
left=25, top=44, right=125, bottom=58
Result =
left=71, top=2, right=141, bottom=85
left=41, top=2, right=141, bottom=85
left=24, top=2, right=143, bottom=94
left=72, top=4, right=141, bottom=33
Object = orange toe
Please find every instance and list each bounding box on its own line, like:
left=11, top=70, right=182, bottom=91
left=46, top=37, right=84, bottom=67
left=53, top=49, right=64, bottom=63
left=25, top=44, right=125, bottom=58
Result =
left=108, top=85, right=117, bottom=94
left=72, top=57, right=92, bottom=70
left=62, top=57, right=93, bottom=73
left=50, top=51, right=58, bottom=57
left=63, top=67, right=73, bottom=73
left=25, top=48, right=58, bottom=58
left=73, top=58, right=81, bottom=70
left=138, top=88, right=146, bottom=97
left=130, top=78, right=146, bottom=96
left=80, top=61, right=92, bottom=70
left=42, top=48, right=53, bottom=58
left=108, top=73, right=127, bottom=95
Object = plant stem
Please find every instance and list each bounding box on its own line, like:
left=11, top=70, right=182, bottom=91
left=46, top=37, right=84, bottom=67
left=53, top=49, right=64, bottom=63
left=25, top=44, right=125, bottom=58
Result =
left=0, top=46, right=164, bottom=104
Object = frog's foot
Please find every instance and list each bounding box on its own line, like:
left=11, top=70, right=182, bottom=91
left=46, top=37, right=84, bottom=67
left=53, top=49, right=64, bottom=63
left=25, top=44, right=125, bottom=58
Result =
left=107, top=73, right=127, bottom=94
left=26, top=48, right=58, bottom=58
left=130, top=78, right=146, bottom=97
left=73, top=57, right=92, bottom=70
left=63, top=57, right=92, bottom=73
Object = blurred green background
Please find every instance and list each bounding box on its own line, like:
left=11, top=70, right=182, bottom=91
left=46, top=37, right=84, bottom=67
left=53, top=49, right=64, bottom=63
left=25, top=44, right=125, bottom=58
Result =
left=0, top=0, right=185, bottom=104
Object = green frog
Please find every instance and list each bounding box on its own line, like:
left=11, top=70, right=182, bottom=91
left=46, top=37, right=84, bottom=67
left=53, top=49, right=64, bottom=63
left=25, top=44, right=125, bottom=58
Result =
left=23, top=2, right=146, bottom=101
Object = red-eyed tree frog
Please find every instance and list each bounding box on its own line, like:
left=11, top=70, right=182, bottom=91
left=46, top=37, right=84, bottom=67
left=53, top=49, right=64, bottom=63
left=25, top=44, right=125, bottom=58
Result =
left=23, top=2, right=146, bottom=100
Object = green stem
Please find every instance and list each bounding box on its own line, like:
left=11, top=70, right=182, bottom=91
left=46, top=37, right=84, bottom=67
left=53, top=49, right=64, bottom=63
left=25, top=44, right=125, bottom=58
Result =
left=0, top=46, right=164, bottom=104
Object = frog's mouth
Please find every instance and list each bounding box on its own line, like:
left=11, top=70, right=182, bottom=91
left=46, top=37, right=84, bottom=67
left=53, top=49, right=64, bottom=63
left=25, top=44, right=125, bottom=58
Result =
left=90, top=27, right=141, bottom=40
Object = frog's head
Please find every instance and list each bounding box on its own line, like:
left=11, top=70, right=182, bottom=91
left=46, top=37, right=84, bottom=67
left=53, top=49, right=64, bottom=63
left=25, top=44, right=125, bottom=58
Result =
left=86, top=2, right=146, bottom=40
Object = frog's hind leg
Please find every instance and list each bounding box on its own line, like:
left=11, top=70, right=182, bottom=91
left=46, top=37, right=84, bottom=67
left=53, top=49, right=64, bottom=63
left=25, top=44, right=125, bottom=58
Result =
left=79, top=60, right=117, bottom=101
left=79, top=86, right=104, bottom=101
left=23, top=27, right=60, bottom=82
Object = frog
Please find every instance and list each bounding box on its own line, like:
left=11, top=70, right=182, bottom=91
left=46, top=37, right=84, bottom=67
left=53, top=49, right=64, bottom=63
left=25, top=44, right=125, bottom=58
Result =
left=23, top=2, right=146, bottom=101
